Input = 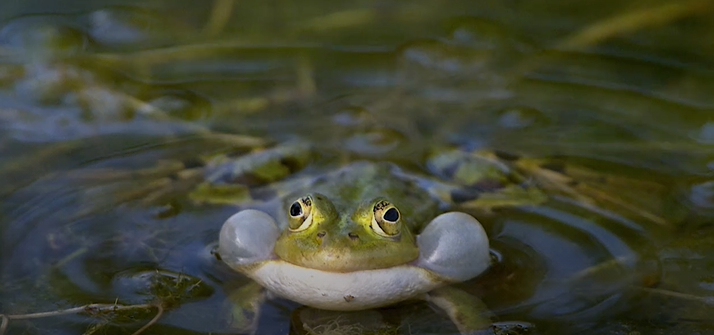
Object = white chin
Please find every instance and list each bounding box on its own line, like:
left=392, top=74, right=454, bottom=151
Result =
left=248, top=261, right=442, bottom=311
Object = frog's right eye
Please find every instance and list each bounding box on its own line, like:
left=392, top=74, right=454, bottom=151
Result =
left=288, top=196, right=313, bottom=231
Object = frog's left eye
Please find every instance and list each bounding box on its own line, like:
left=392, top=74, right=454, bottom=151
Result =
left=288, top=196, right=313, bottom=232
left=372, top=200, right=401, bottom=237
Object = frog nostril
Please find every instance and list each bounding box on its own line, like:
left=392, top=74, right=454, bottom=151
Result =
left=316, top=231, right=326, bottom=238
left=348, top=232, right=359, bottom=240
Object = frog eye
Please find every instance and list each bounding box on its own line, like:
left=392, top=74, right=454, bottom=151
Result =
left=288, top=196, right=313, bottom=232
left=371, top=200, right=401, bottom=237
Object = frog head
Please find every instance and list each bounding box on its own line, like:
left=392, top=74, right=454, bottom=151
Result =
left=272, top=193, right=420, bottom=272
left=217, top=162, right=491, bottom=311
left=218, top=201, right=490, bottom=285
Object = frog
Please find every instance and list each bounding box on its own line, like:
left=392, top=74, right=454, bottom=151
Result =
left=217, top=161, right=500, bottom=334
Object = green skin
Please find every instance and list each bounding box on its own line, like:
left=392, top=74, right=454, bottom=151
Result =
left=273, top=163, right=436, bottom=272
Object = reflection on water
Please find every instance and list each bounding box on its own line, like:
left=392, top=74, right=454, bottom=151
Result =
left=1, top=0, right=713, bottom=334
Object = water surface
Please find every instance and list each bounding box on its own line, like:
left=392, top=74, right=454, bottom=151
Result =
left=1, top=1, right=714, bottom=334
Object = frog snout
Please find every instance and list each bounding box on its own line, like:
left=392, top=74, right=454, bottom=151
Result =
left=314, top=230, right=361, bottom=245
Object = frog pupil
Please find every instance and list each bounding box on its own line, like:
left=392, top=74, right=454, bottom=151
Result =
left=290, top=202, right=302, bottom=217
left=383, top=208, right=399, bottom=222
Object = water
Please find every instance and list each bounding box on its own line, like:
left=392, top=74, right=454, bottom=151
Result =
left=0, top=1, right=713, bottom=334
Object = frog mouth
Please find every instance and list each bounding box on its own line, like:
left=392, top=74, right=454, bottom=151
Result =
left=277, top=245, right=420, bottom=273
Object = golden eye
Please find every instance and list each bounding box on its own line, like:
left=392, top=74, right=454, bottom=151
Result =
left=371, top=200, right=401, bottom=237
left=288, top=196, right=313, bottom=231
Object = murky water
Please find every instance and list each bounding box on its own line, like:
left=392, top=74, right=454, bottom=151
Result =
left=1, top=1, right=714, bottom=334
